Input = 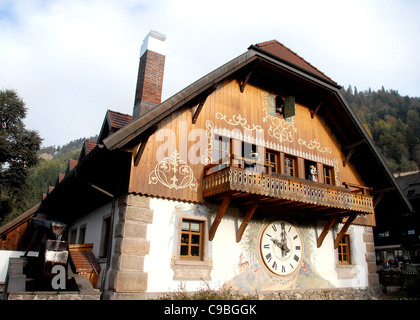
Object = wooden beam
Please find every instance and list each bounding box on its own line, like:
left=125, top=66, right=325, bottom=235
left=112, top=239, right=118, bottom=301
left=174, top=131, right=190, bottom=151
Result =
left=240, top=59, right=260, bottom=93
left=334, top=213, right=357, bottom=249
left=240, top=69, right=254, bottom=93
left=133, top=126, right=157, bottom=166
left=236, top=203, right=258, bottom=243
left=317, top=214, right=338, bottom=248
left=209, top=195, right=231, bottom=241
left=342, top=140, right=366, bottom=151
left=192, top=97, right=206, bottom=124
left=311, top=101, right=323, bottom=119
left=343, top=147, right=355, bottom=167
left=192, top=83, right=218, bottom=124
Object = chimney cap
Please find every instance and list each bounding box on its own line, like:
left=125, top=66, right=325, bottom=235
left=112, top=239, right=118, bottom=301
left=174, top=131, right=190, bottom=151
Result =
left=140, top=30, right=166, bottom=57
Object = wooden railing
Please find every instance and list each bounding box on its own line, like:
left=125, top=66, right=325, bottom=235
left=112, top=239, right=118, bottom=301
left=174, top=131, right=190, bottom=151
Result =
left=203, top=166, right=374, bottom=214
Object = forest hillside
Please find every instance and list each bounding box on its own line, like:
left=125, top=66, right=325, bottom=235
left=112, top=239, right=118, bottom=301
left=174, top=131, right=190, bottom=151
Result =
left=342, top=86, right=419, bottom=173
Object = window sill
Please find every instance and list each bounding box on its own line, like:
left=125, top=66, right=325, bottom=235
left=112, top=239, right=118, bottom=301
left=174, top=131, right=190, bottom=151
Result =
left=171, top=258, right=213, bottom=281
left=335, top=263, right=357, bottom=279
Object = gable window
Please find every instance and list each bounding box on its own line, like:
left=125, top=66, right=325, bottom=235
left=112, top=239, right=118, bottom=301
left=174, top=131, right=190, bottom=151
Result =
left=214, top=135, right=230, bottom=171
left=323, top=166, right=334, bottom=185
left=180, top=220, right=203, bottom=260
left=284, top=155, right=296, bottom=177
left=337, top=234, right=351, bottom=265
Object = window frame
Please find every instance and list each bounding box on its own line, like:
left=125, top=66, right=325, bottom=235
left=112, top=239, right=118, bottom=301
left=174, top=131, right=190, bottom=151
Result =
left=180, top=219, right=203, bottom=261
left=323, top=165, right=334, bottom=185
left=214, top=135, right=230, bottom=172
left=265, top=150, right=279, bottom=174
left=337, top=234, right=351, bottom=265
left=284, top=155, right=297, bottom=177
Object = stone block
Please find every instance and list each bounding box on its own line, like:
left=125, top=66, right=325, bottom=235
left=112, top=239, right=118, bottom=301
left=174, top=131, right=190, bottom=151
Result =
left=112, top=254, right=145, bottom=272
left=121, top=207, right=153, bottom=224
left=114, top=237, right=150, bottom=256
left=365, top=252, right=376, bottom=263
left=119, top=194, right=150, bottom=208
left=363, top=232, right=374, bottom=243
left=115, top=220, right=147, bottom=238
left=368, top=273, right=380, bottom=286
left=108, top=270, right=148, bottom=292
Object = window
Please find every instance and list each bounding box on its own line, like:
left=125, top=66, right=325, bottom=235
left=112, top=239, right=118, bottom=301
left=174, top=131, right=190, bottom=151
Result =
left=242, top=142, right=261, bottom=172
left=99, top=215, right=112, bottom=258
left=69, top=228, right=77, bottom=244
left=214, top=135, right=230, bottom=171
left=265, top=150, right=279, bottom=174
left=323, top=166, right=334, bottom=185
left=337, top=235, right=351, bottom=265
left=284, top=156, right=296, bottom=177
left=78, top=225, right=86, bottom=244
left=180, top=220, right=203, bottom=260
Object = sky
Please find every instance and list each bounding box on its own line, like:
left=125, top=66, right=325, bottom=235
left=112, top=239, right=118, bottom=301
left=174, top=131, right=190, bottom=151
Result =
left=1, top=0, right=419, bottom=148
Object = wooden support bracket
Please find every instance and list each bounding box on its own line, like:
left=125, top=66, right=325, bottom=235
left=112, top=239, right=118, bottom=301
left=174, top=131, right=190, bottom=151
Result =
left=343, top=147, right=355, bottom=167
left=209, top=195, right=231, bottom=241
left=240, top=59, right=260, bottom=93
left=236, top=203, right=258, bottom=243
left=134, top=126, right=157, bottom=166
left=311, top=102, right=323, bottom=119
left=192, top=83, right=218, bottom=124
left=317, top=214, right=338, bottom=248
left=342, top=140, right=366, bottom=167
left=334, top=213, right=357, bottom=249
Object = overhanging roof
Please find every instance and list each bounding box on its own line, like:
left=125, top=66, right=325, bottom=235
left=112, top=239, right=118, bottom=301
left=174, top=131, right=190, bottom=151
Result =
left=102, top=41, right=412, bottom=215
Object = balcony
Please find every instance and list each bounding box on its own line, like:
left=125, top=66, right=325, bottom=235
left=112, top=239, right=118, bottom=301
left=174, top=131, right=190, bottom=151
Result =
left=203, top=166, right=374, bottom=215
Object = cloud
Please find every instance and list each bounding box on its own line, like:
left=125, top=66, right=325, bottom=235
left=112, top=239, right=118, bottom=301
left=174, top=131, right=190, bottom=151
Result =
left=1, top=0, right=419, bottom=147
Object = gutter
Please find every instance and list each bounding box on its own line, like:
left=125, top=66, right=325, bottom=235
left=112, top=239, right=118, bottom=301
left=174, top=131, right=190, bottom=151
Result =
left=74, top=172, right=116, bottom=300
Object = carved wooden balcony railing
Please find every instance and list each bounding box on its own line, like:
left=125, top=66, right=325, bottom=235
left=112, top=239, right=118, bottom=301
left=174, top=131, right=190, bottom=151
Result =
left=203, top=166, right=374, bottom=214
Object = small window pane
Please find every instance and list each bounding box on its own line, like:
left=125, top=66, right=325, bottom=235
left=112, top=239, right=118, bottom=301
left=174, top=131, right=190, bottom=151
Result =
left=191, top=246, right=200, bottom=257
left=191, top=234, right=200, bottom=245
left=191, top=222, right=200, bottom=232
left=181, top=234, right=189, bottom=244
left=180, top=245, right=189, bottom=256
left=182, top=221, right=190, bottom=231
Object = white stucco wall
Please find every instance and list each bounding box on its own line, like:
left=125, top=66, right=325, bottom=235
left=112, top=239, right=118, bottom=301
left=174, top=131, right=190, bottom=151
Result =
left=0, top=250, right=38, bottom=283
left=144, top=197, right=370, bottom=293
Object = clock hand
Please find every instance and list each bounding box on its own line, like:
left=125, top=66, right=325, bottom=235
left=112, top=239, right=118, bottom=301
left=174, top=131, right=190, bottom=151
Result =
left=280, top=223, right=290, bottom=256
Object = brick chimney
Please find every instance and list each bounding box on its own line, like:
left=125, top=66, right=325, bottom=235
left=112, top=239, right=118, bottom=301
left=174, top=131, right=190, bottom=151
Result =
left=133, top=31, right=166, bottom=119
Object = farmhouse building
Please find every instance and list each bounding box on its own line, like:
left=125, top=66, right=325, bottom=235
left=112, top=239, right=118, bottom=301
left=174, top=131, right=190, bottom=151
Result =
left=1, top=31, right=412, bottom=299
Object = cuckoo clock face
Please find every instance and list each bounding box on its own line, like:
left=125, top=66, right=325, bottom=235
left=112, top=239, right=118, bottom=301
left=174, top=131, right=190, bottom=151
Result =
left=259, top=220, right=303, bottom=277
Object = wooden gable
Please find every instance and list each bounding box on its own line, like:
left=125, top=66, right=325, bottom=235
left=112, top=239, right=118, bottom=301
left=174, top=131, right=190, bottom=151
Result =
left=101, top=40, right=411, bottom=228
left=128, top=78, right=371, bottom=207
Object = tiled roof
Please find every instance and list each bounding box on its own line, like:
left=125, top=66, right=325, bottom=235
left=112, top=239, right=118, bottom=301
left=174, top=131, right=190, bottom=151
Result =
left=85, top=140, right=97, bottom=154
left=255, top=40, right=336, bottom=84
left=108, top=110, right=132, bottom=130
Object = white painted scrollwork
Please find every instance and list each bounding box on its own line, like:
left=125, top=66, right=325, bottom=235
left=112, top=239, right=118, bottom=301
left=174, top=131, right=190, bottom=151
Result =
left=149, top=149, right=198, bottom=192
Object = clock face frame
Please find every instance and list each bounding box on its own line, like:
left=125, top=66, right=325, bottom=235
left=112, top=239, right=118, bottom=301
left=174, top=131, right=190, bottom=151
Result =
left=259, top=220, right=303, bottom=277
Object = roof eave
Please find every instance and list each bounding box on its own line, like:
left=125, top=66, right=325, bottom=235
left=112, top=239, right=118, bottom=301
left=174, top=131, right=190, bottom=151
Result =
left=249, top=44, right=342, bottom=90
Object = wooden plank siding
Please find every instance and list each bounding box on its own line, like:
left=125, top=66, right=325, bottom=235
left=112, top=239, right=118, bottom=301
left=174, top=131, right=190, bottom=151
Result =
left=128, top=79, right=374, bottom=222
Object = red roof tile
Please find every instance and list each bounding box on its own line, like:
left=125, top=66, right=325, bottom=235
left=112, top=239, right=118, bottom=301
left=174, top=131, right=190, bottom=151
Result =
left=255, top=40, right=336, bottom=84
left=85, top=140, right=97, bottom=154
left=108, top=110, right=132, bottom=130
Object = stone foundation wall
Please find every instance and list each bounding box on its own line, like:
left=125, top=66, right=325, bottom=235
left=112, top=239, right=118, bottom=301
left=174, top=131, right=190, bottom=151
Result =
left=103, top=194, right=153, bottom=300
